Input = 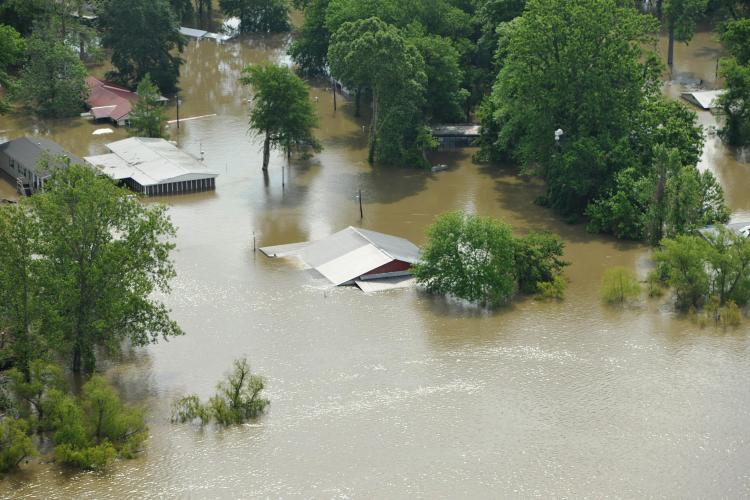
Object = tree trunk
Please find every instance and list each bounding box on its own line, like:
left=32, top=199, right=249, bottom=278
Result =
left=72, top=341, right=82, bottom=373
left=368, top=91, right=378, bottom=164
left=354, top=89, right=360, bottom=117
left=667, top=24, right=675, bottom=67
left=657, top=0, right=663, bottom=18
left=262, top=132, right=271, bottom=171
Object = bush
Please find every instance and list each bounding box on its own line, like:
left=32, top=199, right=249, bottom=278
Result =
left=600, top=267, right=642, bottom=304
left=55, top=442, right=116, bottom=472
left=537, top=275, right=567, bottom=300
left=719, top=301, right=742, bottom=328
left=514, top=232, right=569, bottom=295
left=0, top=417, right=36, bottom=472
left=646, top=270, right=665, bottom=298
left=171, top=358, right=269, bottom=427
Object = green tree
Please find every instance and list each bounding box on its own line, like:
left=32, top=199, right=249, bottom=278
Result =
left=8, top=360, right=65, bottom=426
left=654, top=234, right=710, bottom=309
left=31, top=164, right=182, bottom=374
left=129, top=74, right=168, bottom=138
left=220, top=0, right=291, bottom=32
left=479, top=0, right=661, bottom=215
left=0, top=0, right=49, bottom=35
left=171, top=357, right=270, bottom=426
left=241, top=63, right=321, bottom=171
left=99, top=0, right=186, bottom=93
left=328, top=17, right=427, bottom=165
left=600, top=267, right=642, bottom=305
left=664, top=166, right=730, bottom=237
left=513, top=231, right=568, bottom=295
left=288, top=0, right=331, bottom=76
left=664, top=0, right=708, bottom=67
left=0, top=417, right=36, bottom=472
left=0, top=24, right=24, bottom=114
left=718, top=19, right=750, bottom=147
left=413, top=211, right=517, bottom=307
left=703, top=226, right=750, bottom=305
left=16, top=32, right=87, bottom=118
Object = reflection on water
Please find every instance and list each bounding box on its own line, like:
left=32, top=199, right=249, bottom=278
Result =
left=1, top=31, right=750, bottom=498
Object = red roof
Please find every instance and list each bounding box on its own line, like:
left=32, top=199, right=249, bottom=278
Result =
left=85, top=76, right=138, bottom=122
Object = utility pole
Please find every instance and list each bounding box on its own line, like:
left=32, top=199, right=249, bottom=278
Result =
left=332, top=77, right=337, bottom=112
left=176, top=93, right=181, bottom=129
left=358, top=188, right=363, bottom=220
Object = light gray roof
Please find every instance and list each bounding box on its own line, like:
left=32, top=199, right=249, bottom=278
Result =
left=179, top=27, right=208, bottom=39
left=681, top=90, right=725, bottom=110
left=0, top=137, right=83, bottom=177
left=85, top=137, right=218, bottom=187
left=260, top=227, right=421, bottom=286
left=430, top=124, right=481, bottom=137
left=699, top=222, right=750, bottom=239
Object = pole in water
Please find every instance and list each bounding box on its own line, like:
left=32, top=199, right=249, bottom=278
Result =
left=253, top=231, right=256, bottom=252
left=282, top=164, right=285, bottom=190
left=332, top=77, right=337, bottom=112
left=359, top=188, right=363, bottom=220
left=176, top=93, right=180, bottom=130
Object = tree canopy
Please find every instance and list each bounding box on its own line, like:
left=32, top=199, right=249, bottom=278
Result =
left=0, top=24, right=24, bottom=114
left=129, top=74, right=168, bottom=139
left=241, top=64, right=321, bottom=170
left=220, top=0, right=291, bottom=32
left=99, top=0, right=186, bottom=93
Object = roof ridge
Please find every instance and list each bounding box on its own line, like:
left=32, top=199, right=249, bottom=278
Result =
left=350, top=226, right=395, bottom=261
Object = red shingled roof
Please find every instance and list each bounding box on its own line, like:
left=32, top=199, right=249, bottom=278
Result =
left=85, top=76, right=138, bottom=122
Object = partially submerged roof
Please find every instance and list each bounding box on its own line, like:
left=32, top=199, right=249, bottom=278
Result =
left=680, top=90, right=725, bottom=110
left=0, top=137, right=83, bottom=177
left=260, top=227, right=421, bottom=287
left=84, top=137, right=218, bottom=186
left=85, top=76, right=137, bottom=122
left=699, top=221, right=750, bottom=239
left=430, top=124, right=481, bottom=137
left=180, top=27, right=208, bottom=39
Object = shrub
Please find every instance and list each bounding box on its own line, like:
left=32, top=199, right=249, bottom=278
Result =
left=600, top=267, right=641, bottom=304
left=514, top=232, right=569, bottom=295
left=719, top=301, right=742, bottom=328
left=537, top=275, right=567, bottom=300
left=0, top=418, right=36, bottom=472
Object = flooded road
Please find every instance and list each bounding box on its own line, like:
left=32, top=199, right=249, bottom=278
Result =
left=2, top=31, right=750, bottom=498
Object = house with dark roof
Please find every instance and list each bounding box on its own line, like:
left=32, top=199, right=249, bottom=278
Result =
left=0, top=137, right=82, bottom=195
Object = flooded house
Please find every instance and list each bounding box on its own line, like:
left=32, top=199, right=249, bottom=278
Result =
left=0, top=136, right=81, bottom=195
left=84, top=137, right=219, bottom=196
left=85, top=76, right=139, bottom=126
left=430, top=124, right=481, bottom=150
left=261, top=226, right=421, bottom=292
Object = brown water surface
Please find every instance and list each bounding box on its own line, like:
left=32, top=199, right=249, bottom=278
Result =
left=1, top=31, right=749, bottom=498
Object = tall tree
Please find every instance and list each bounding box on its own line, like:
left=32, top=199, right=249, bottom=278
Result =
left=99, top=0, right=186, bottom=93
left=328, top=17, right=427, bottom=165
left=220, top=0, right=291, bottom=32
left=718, top=18, right=750, bottom=146
left=0, top=24, right=24, bottom=114
left=129, top=74, right=168, bottom=139
left=16, top=32, right=88, bottom=118
left=664, top=0, right=708, bottom=67
left=241, top=64, right=321, bottom=170
left=31, top=164, right=183, bottom=373
left=288, top=0, right=331, bottom=76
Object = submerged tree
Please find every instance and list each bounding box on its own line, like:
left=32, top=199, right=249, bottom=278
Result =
left=0, top=24, right=24, bottom=114
left=129, top=74, right=168, bottom=139
left=663, top=0, right=708, bottom=67
left=220, top=0, right=291, bottom=32
left=241, top=63, right=321, bottom=171
left=31, top=164, right=182, bottom=373
left=99, top=0, right=186, bottom=93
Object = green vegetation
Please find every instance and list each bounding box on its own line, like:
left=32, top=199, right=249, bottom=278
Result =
left=412, top=211, right=568, bottom=307
left=99, top=0, right=186, bottom=93
left=718, top=18, right=750, bottom=147
left=0, top=24, right=24, bottom=114
left=15, top=31, right=87, bottom=118
left=664, top=0, right=708, bottom=66
left=600, top=267, right=642, bottom=305
left=220, top=0, right=291, bottom=32
left=655, top=226, right=750, bottom=312
left=129, top=74, right=168, bottom=138
left=241, top=63, right=321, bottom=170
left=0, top=164, right=182, bottom=376
left=172, top=358, right=270, bottom=426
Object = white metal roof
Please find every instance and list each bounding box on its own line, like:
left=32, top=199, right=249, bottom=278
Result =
left=180, top=27, right=208, bottom=39
left=260, top=227, right=421, bottom=286
left=84, top=137, right=218, bottom=186
left=680, top=90, right=725, bottom=110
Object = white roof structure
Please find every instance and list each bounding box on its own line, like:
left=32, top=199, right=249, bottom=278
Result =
left=260, top=227, right=421, bottom=287
left=180, top=27, right=208, bottom=39
left=84, top=137, right=218, bottom=187
left=681, top=90, right=725, bottom=110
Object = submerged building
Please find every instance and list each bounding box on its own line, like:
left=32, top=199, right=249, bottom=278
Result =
left=85, top=137, right=219, bottom=196
left=261, top=226, right=421, bottom=292
left=0, top=136, right=82, bottom=195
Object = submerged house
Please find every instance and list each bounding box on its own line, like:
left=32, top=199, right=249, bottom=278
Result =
left=0, top=137, right=81, bottom=195
left=260, top=227, right=421, bottom=292
left=85, top=76, right=166, bottom=126
left=84, top=137, right=219, bottom=196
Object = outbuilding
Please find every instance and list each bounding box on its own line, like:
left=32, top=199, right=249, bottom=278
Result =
left=680, top=90, right=726, bottom=111
left=0, top=137, right=81, bottom=195
left=260, top=226, right=421, bottom=291
left=84, top=137, right=219, bottom=196
left=430, top=124, right=481, bottom=150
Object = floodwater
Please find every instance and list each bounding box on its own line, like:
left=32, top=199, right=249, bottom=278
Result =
left=1, top=30, right=750, bottom=498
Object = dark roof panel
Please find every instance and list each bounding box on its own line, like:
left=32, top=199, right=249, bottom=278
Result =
left=0, top=137, right=84, bottom=176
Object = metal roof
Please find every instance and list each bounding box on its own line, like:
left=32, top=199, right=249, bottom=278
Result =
left=179, top=27, right=208, bottom=39
left=430, top=124, right=481, bottom=137
left=0, top=137, right=83, bottom=176
left=84, top=137, right=218, bottom=187
left=680, top=90, right=725, bottom=110
left=261, top=227, right=420, bottom=286
left=85, top=76, right=137, bottom=122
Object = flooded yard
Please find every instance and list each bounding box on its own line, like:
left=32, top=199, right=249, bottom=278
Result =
left=1, top=30, right=749, bottom=498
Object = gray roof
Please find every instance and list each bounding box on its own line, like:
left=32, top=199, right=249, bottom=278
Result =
left=430, top=124, right=481, bottom=137
left=85, top=137, right=219, bottom=186
left=0, top=137, right=83, bottom=177
left=681, top=90, right=725, bottom=110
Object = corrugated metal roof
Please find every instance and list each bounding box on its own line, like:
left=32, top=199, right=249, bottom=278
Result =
left=680, top=90, right=725, bottom=110
left=180, top=27, right=208, bottom=38
left=84, top=137, right=218, bottom=186
left=86, top=76, right=137, bottom=122
left=0, top=137, right=83, bottom=176
left=430, top=124, right=481, bottom=137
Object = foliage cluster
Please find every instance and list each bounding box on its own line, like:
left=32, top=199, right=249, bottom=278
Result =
left=171, top=358, right=270, bottom=426
left=129, top=74, right=169, bottom=139
left=600, top=267, right=642, bottom=305
left=412, top=211, right=568, bottom=308
left=718, top=17, right=750, bottom=146
left=220, top=0, right=291, bottom=33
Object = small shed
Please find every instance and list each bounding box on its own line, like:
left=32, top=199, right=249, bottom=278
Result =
left=84, top=137, right=219, bottom=196
left=680, top=90, right=726, bottom=111
left=0, top=137, right=81, bottom=195
left=260, top=227, right=421, bottom=290
left=430, top=124, right=481, bottom=149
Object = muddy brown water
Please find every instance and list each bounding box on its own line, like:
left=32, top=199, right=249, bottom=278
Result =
left=1, top=31, right=749, bottom=498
